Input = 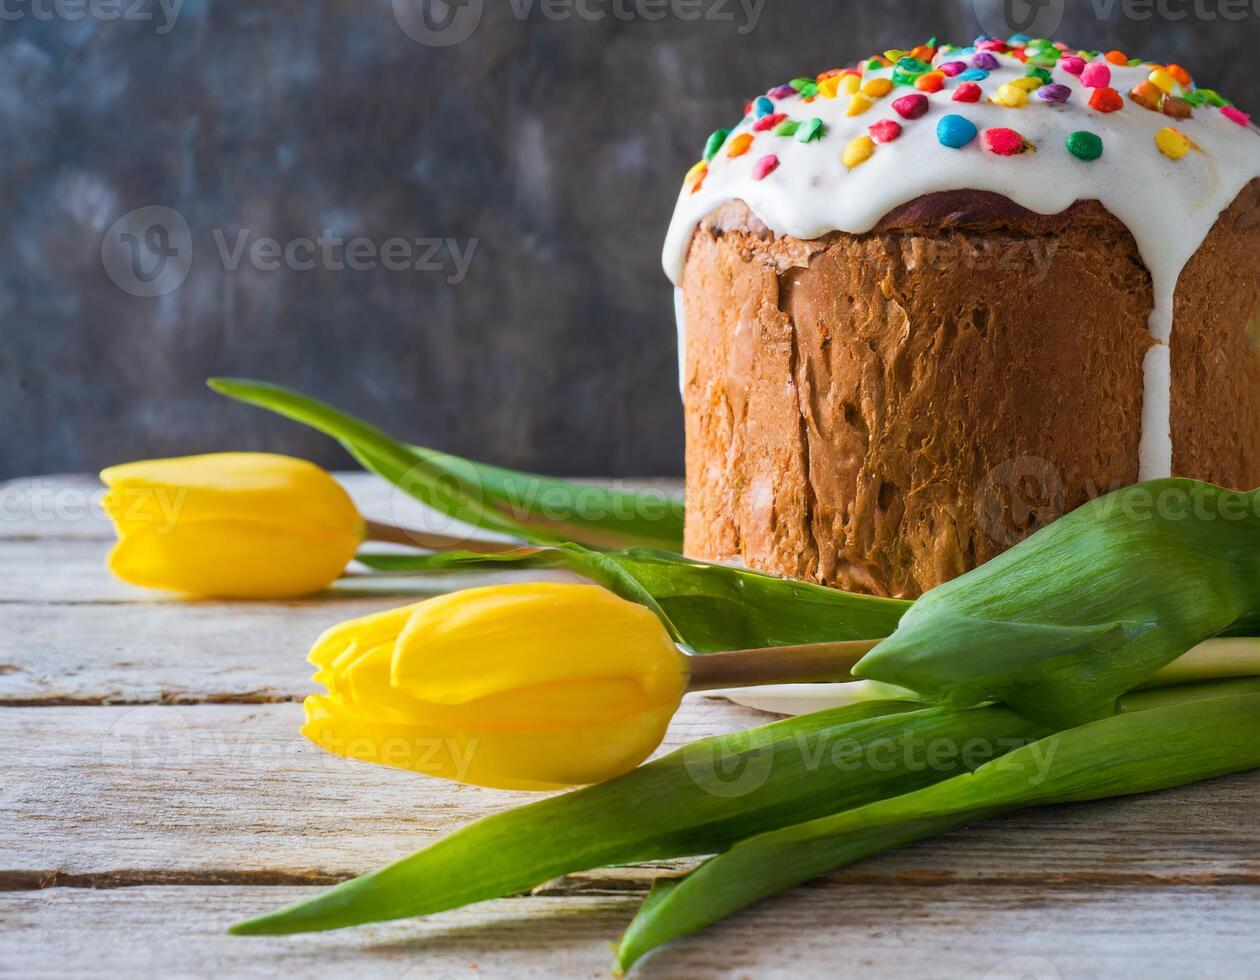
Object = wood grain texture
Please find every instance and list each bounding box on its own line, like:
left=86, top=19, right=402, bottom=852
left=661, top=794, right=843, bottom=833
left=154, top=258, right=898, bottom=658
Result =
left=3, top=882, right=1258, bottom=979
left=5, top=475, right=1260, bottom=977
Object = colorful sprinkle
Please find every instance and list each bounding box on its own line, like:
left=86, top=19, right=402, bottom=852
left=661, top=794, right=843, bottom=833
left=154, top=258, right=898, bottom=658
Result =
left=684, top=160, right=707, bottom=193
left=768, top=84, right=797, bottom=99
left=797, top=117, right=826, bottom=143
left=936, top=114, right=978, bottom=148
left=842, top=134, right=875, bottom=169
left=952, top=82, right=982, bottom=103
left=958, top=67, right=990, bottom=81
left=1166, top=64, right=1192, bottom=86
left=1222, top=105, right=1251, bottom=126
left=994, top=82, right=1028, bottom=107
left=1088, top=87, right=1124, bottom=113
left=753, top=96, right=774, bottom=117
left=1129, top=81, right=1163, bottom=111
left=726, top=132, right=754, bottom=158
left=772, top=118, right=800, bottom=137
left=891, top=93, right=929, bottom=119
left=1011, top=76, right=1044, bottom=91
left=1037, top=83, right=1071, bottom=104
left=915, top=71, right=945, bottom=93
left=753, top=112, right=786, bottom=132
left=1148, top=68, right=1177, bottom=94
left=1025, top=66, right=1053, bottom=83
left=840, top=73, right=862, bottom=95
left=788, top=77, right=814, bottom=92
left=982, top=127, right=1031, bottom=155
left=868, top=118, right=903, bottom=144
left=752, top=153, right=780, bottom=179
left=1162, top=96, right=1193, bottom=120
left=1155, top=126, right=1192, bottom=159
left=862, top=77, right=894, bottom=98
left=1104, top=49, right=1129, bottom=65
left=971, top=52, right=999, bottom=70
left=939, top=60, right=967, bottom=77
left=1080, top=63, right=1111, bottom=88
left=1066, top=130, right=1103, bottom=161
left=846, top=93, right=875, bottom=116
left=818, top=76, right=841, bottom=99
left=702, top=129, right=729, bottom=161
left=1060, top=55, right=1086, bottom=75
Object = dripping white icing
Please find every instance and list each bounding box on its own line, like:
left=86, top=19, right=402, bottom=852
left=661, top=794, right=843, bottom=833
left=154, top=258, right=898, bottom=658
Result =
left=664, top=46, right=1260, bottom=478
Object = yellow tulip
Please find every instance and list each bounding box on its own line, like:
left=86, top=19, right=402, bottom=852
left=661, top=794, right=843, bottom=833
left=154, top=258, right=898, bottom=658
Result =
left=100, top=452, right=364, bottom=598
left=302, top=582, right=689, bottom=790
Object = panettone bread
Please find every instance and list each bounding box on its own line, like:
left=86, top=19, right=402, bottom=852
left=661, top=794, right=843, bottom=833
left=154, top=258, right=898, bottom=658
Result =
left=666, top=36, right=1260, bottom=599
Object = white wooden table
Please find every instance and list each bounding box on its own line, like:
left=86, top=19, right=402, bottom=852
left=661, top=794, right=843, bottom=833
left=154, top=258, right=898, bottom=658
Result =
left=3, top=473, right=1259, bottom=979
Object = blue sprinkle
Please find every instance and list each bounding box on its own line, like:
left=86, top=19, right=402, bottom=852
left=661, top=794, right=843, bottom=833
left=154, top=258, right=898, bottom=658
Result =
left=936, top=114, right=978, bottom=148
left=958, top=67, right=990, bottom=81
left=1009, top=33, right=1031, bottom=45
left=754, top=96, right=775, bottom=117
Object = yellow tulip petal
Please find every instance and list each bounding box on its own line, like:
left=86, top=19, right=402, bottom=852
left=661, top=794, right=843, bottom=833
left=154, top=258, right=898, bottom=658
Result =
left=107, top=519, right=359, bottom=598
left=391, top=583, right=686, bottom=706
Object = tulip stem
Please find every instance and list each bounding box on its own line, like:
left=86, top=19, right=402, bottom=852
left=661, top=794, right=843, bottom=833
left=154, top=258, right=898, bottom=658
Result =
left=362, top=520, right=525, bottom=555
left=686, top=639, right=883, bottom=692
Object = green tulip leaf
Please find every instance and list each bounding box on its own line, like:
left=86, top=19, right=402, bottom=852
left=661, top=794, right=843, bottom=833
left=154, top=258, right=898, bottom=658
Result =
left=614, top=679, right=1260, bottom=972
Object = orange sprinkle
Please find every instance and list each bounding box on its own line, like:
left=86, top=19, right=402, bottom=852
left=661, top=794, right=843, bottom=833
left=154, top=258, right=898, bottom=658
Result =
left=1089, top=86, right=1124, bottom=112
left=914, top=72, right=945, bottom=93
left=1166, top=63, right=1192, bottom=86
left=1105, top=49, right=1128, bottom=65
left=727, top=132, right=754, bottom=158
left=909, top=45, right=935, bottom=62
left=816, top=68, right=844, bottom=81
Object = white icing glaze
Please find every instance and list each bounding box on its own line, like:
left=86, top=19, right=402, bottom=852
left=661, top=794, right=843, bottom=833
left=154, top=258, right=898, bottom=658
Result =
left=664, top=44, right=1260, bottom=478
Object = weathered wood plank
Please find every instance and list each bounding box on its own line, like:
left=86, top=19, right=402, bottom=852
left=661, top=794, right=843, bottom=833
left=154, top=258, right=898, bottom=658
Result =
left=5, top=702, right=1259, bottom=886
left=0, top=698, right=765, bottom=883
left=3, top=881, right=1257, bottom=979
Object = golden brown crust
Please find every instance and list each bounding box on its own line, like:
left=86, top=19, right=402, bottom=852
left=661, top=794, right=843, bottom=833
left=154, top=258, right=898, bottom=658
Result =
left=682, top=184, right=1260, bottom=599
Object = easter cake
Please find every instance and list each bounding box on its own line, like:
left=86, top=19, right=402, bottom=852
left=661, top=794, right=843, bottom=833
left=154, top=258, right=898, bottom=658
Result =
left=666, top=35, right=1260, bottom=599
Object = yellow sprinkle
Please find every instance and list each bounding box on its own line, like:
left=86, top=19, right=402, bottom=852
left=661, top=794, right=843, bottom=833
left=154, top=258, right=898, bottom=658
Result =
left=846, top=93, right=875, bottom=116
left=843, top=135, right=875, bottom=169
left=726, top=132, right=754, bottom=158
left=1011, top=76, right=1043, bottom=91
left=883, top=49, right=908, bottom=62
left=994, top=82, right=1028, bottom=107
left=1155, top=126, right=1193, bottom=159
left=1148, top=68, right=1177, bottom=93
left=861, top=77, right=893, bottom=98
left=684, top=160, right=707, bottom=191
left=818, top=75, right=841, bottom=99
left=839, top=73, right=861, bottom=95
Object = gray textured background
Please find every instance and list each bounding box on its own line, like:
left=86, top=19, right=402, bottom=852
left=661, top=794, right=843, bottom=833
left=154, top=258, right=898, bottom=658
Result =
left=2, top=0, right=1257, bottom=478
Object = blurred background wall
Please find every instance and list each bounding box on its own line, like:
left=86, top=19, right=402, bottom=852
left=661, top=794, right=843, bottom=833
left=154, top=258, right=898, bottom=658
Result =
left=2, top=0, right=1257, bottom=478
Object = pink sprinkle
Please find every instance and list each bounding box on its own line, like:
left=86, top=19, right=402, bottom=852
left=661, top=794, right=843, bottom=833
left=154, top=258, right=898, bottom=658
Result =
left=952, top=82, right=982, bottom=103
left=868, top=119, right=903, bottom=143
left=1060, top=55, right=1086, bottom=75
left=1080, top=63, right=1111, bottom=88
left=767, top=84, right=796, bottom=99
left=891, top=93, right=929, bottom=119
left=753, top=112, right=786, bottom=132
left=982, top=127, right=1026, bottom=156
left=1222, top=105, right=1251, bottom=126
left=977, top=39, right=1006, bottom=51
left=752, top=154, right=780, bottom=180
left=939, top=60, right=967, bottom=77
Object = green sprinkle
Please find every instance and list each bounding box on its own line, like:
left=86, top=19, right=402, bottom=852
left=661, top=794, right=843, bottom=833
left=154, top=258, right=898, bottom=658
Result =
left=1066, top=130, right=1103, bottom=161
left=702, top=128, right=729, bottom=162
left=866, top=58, right=883, bottom=71
left=798, top=81, right=819, bottom=98
left=896, top=56, right=931, bottom=74
left=1199, top=88, right=1228, bottom=107
left=1025, top=66, right=1053, bottom=83
left=1182, top=90, right=1209, bottom=107
left=1127, top=57, right=1144, bottom=66
left=789, top=77, right=813, bottom=91
left=773, top=119, right=801, bottom=137
left=796, top=118, right=825, bottom=143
